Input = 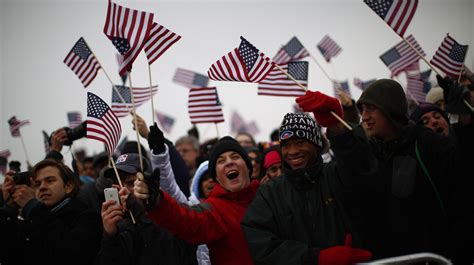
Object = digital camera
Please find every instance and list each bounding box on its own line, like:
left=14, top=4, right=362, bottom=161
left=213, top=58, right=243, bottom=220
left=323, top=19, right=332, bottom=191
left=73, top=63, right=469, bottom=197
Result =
left=13, top=171, right=30, bottom=185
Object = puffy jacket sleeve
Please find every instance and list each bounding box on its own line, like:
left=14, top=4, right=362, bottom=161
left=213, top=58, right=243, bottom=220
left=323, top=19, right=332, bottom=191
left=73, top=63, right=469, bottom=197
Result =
left=150, top=144, right=188, bottom=204
left=148, top=191, right=227, bottom=245
left=241, top=185, right=319, bottom=265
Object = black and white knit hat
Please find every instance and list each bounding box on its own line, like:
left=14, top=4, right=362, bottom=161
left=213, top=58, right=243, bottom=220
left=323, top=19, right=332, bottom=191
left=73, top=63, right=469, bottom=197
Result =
left=279, top=113, right=323, bottom=149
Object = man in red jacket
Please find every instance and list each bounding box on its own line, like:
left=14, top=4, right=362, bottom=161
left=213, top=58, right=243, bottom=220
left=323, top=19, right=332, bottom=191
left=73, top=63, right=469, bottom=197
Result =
left=133, top=136, right=259, bottom=265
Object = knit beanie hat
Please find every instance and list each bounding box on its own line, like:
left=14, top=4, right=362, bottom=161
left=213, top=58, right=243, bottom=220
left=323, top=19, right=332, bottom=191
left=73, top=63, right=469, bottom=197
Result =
left=208, top=136, right=253, bottom=181
left=279, top=113, right=323, bottom=149
left=356, top=79, right=408, bottom=130
left=263, top=150, right=281, bottom=171
left=409, top=103, right=449, bottom=125
left=425, top=86, right=444, bottom=104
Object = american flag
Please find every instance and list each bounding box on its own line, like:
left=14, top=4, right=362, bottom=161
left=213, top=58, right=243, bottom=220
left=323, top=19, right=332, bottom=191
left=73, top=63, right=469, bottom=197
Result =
left=144, top=22, right=181, bottom=65
left=208, top=36, right=275, bottom=83
left=63, top=37, right=101, bottom=88
left=67, top=111, right=83, bottom=128
left=114, top=136, right=129, bottom=157
left=379, top=34, right=425, bottom=77
left=258, top=61, right=308, bottom=97
left=272, top=36, right=310, bottom=64
left=111, top=85, right=158, bottom=117
left=87, top=92, right=122, bottom=158
left=188, top=87, right=224, bottom=124
left=8, top=116, right=30, bottom=137
left=230, top=111, right=246, bottom=134
left=317, top=35, right=342, bottom=62
left=0, top=150, right=11, bottom=159
left=406, top=63, right=432, bottom=103
left=333, top=80, right=351, bottom=99
left=406, top=77, right=425, bottom=103
left=245, top=121, right=260, bottom=136
left=430, top=34, right=469, bottom=78
left=353, top=78, right=376, bottom=90
left=293, top=103, right=303, bottom=114
left=116, top=53, right=128, bottom=85
left=155, top=110, right=176, bottom=134
left=364, top=0, right=418, bottom=37
left=103, top=0, right=154, bottom=76
left=463, top=65, right=473, bottom=78
left=173, top=68, right=210, bottom=88
left=42, top=130, right=50, bottom=155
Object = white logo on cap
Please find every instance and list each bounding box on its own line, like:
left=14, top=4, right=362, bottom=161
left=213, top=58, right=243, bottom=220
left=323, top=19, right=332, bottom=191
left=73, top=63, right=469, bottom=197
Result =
left=116, top=154, right=128, bottom=164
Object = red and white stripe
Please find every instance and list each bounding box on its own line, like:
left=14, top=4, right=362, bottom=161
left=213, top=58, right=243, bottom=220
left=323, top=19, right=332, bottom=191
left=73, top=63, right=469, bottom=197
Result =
left=188, top=87, right=224, bottom=124
left=103, top=0, right=154, bottom=75
left=257, top=64, right=306, bottom=97
left=144, top=22, right=181, bottom=65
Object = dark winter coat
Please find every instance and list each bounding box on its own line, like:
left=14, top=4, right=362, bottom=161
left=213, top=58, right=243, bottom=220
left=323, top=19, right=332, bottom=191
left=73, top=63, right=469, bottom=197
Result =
left=241, top=129, right=378, bottom=264
left=0, top=198, right=102, bottom=265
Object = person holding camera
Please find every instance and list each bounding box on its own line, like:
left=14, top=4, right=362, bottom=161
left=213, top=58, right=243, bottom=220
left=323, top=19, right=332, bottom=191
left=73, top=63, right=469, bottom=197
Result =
left=0, top=159, right=102, bottom=265
left=45, top=122, right=87, bottom=162
left=95, top=153, right=197, bottom=265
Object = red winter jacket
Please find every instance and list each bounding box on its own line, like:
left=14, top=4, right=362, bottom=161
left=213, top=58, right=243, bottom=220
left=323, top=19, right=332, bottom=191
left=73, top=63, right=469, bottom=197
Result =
left=148, top=180, right=259, bottom=265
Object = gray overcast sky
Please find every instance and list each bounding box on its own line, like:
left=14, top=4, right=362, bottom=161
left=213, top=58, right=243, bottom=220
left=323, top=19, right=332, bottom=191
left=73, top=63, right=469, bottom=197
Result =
left=1, top=0, right=473, bottom=169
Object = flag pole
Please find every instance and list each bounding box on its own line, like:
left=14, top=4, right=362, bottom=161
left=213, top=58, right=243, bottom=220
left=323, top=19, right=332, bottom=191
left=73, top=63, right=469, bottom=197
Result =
left=402, top=37, right=473, bottom=112
left=215, top=123, right=220, bottom=138
left=88, top=48, right=116, bottom=87
left=401, top=36, right=442, bottom=77
left=273, top=63, right=352, bottom=131
left=308, top=53, right=333, bottom=83
left=127, top=72, right=145, bottom=172
left=19, top=134, right=30, bottom=166
left=148, top=65, right=156, bottom=125
left=458, top=64, right=465, bottom=83
left=109, top=157, right=136, bottom=224
left=88, top=49, right=133, bottom=111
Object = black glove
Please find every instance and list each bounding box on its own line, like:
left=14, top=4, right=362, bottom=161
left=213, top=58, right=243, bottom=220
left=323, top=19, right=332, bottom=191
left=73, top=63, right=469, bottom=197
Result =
left=143, top=168, right=161, bottom=211
left=148, top=123, right=165, bottom=154
left=436, top=75, right=471, bottom=114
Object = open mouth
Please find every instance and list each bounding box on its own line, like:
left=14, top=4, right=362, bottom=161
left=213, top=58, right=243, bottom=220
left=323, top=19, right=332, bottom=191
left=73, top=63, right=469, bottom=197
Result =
left=226, top=170, right=239, bottom=180
left=435, top=127, right=444, bottom=134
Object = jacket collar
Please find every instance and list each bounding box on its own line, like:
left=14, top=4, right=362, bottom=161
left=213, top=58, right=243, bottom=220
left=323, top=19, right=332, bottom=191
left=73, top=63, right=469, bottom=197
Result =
left=283, top=156, right=323, bottom=190
left=210, top=180, right=259, bottom=206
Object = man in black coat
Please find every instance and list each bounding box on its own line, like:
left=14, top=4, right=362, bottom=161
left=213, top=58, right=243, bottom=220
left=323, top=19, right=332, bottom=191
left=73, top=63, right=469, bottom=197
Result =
left=242, top=90, right=375, bottom=265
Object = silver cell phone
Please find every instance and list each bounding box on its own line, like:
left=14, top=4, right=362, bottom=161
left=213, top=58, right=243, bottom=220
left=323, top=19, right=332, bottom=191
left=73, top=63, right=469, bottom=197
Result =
left=104, top=187, right=120, bottom=205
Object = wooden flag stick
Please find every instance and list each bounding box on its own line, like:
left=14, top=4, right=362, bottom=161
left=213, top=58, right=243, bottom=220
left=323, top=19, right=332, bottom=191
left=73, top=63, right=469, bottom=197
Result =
left=273, top=63, right=352, bottom=131
left=458, top=64, right=465, bottom=83
left=127, top=72, right=145, bottom=173
left=402, top=36, right=442, bottom=77
left=148, top=65, right=156, bottom=124
left=109, top=157, right=136, bottom=224
left=88, top=48, right=133, bottom=111
left=88, top=48, right=116, bottom=87
left=215, top=123, right=220, bottom=138
left=19, top=134, right=30, bottom=166
left=308, top=53, right=334, bottom=83
left=402, top=37, right=473, bottom=112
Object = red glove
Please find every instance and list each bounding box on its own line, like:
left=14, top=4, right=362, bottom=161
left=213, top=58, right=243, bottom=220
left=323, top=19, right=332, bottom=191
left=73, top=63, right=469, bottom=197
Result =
left=295, top=91, right=343, bottom=127
left=318, top=234, right=372, bottom=265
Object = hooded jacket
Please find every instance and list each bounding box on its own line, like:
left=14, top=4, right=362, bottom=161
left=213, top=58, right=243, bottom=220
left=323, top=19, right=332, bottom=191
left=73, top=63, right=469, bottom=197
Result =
left=356, top=79, right=460, bottom=259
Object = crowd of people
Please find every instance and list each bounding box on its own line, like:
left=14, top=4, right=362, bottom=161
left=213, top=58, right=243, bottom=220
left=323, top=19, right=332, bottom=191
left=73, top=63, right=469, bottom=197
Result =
left=1, top=73, right=473, bottom=265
